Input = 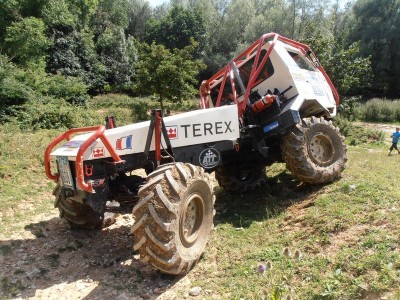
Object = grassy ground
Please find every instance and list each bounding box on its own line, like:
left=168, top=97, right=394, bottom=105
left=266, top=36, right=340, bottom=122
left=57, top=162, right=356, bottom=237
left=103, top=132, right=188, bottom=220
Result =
left=1, top=112, right=400, bottom=299
left=0, top=124, right=59, bottom=236
left=197, top=145, right=400, bottom=299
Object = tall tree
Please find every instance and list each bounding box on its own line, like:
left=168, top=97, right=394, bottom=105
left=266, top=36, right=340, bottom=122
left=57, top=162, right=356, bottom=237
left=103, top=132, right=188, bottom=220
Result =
left=127, top=0, right=152, bottom=39
left=145, top=4, right=206, bottom=53
left=0, top=0, right=50, bottom=41
left=0, top=0, right=22, bottom=41
left=287, top=0, right=330, bottom=40
left=69, top=0, right=99, bottom=28
left=97, top=27, right=137, bottom=88
left=243, top=0, right=288, bottom=43
left=350, top=0, right=400, bottom=97
left=97, top=0, right=129, bottom=29
left=304, top=30, right=372, bottom=96
left=4, top=17, right=49, bottom=66
left=44, top=0, right=104, bottom=93
left=135, top=40, right=205, bottom=110
left=224, top=0, right=256, bottom=46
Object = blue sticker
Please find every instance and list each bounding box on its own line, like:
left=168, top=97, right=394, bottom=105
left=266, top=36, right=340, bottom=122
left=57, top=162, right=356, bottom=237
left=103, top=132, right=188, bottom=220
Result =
left=263, top=121, right=279, bottom=133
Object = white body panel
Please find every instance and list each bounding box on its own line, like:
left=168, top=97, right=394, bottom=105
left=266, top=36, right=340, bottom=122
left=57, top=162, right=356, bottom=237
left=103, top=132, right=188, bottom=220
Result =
left=51, top=105, right=240, bottom=161
left=233, top=41, right=337, bottom=118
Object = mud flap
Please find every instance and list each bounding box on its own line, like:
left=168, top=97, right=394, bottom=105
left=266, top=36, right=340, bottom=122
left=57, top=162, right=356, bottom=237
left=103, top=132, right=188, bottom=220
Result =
left=85, top=185, right=109, bottom=213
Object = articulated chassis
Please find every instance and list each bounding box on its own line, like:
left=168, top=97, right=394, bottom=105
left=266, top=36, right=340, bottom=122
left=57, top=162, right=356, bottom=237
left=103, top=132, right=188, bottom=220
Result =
left=44, top=33, right=348, bottom=275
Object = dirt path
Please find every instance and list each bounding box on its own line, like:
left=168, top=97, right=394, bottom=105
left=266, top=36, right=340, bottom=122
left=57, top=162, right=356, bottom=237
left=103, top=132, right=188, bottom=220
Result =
left=0, top=208, right=195, bottom=300
left=353, top=121, right=395, bottom=135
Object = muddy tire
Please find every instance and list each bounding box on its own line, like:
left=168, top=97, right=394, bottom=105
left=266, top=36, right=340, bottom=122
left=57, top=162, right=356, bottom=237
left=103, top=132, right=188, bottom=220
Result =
left=131, top=163, right=214, bottom=275
left=215, top=164, right=266, bottom=193
left=282, top=116, right=347, bottom=183
left=54, top=184, right=103, bottom=229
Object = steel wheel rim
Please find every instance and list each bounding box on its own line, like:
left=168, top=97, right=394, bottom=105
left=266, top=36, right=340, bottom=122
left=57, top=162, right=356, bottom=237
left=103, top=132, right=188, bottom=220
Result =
left=180, top=193, right=204, bottom=247
left=308, top=133, right=334, bottom=165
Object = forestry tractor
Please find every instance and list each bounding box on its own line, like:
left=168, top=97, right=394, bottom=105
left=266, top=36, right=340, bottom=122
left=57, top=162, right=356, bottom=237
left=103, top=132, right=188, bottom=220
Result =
left=44, top=33, right=347, bottom=275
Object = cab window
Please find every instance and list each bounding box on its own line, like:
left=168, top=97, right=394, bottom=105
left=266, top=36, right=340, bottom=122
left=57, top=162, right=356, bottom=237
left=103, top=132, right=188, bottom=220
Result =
left=288, top=51, right=315, bottom=71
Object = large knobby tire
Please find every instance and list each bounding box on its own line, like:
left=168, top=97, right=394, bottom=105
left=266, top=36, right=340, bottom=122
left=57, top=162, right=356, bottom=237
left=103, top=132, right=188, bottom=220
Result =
left=131, top=163, right=215, bottom=275
left=282, top=116, right=347, bottom=184
left=215, top=164, right=266, bottom=193
left=54, top=184, right=103, bottom=229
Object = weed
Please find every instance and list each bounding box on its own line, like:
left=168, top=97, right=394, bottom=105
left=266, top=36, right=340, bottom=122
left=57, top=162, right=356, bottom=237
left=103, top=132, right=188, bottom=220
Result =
left=135, top=269, right=143, bottom=283
left=0, top=244, right=12, bottom=255
left=38, top=268, right=48, bottom=276
left=13, top=269, right=25, bottom=275
left=58, top=245, right=77, bottom=253
left=25, top=223, right=46, bottom=238
left=45, top=253, right=60, bottom=267
left=1, top=277, right=26, bottom=297
left=75, top=240, right=84, bottom=248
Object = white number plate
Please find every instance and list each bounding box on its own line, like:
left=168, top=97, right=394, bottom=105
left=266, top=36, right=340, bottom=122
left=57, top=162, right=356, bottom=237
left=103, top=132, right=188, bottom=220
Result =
left=56, top=156, right=74, bottom=188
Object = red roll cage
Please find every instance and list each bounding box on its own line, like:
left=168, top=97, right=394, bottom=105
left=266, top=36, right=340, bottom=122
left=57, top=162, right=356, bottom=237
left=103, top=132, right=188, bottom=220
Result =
left=199, top=33, right=339, bottom=117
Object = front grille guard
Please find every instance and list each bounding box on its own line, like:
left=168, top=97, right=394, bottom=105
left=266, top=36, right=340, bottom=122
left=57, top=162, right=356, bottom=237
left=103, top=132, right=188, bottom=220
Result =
left=44, top=126, right=123, bottom=193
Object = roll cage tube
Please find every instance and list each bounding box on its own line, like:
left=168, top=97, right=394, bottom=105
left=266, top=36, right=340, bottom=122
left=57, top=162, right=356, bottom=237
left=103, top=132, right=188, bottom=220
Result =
left=199, top=33, right=339, bottom=116
left=44, top=126, right=123, bottom=193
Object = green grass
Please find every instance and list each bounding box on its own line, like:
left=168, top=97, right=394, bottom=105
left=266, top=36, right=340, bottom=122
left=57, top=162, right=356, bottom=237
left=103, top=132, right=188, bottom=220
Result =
left=1, top=104, right=400, bottom=298
left=193, top=143, right=400, bottom=299
left=0, top=124, right=59, bottom=236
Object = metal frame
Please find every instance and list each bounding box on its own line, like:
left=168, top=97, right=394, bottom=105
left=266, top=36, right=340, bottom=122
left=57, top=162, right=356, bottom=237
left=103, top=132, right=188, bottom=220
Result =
left=199, top=32, right=339, bottom=117
left=144, top=109, right=174, bottom=167
left=44, top=126, right=123, bottom=193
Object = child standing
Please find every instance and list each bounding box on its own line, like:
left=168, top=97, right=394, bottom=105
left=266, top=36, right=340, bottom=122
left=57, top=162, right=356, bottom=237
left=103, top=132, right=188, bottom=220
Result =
left=388, top=127, right=400, bottom=155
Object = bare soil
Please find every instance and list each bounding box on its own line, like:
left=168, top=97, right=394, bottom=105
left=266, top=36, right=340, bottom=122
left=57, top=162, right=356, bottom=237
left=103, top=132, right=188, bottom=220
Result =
left=0, top=206, right=195, bottom=300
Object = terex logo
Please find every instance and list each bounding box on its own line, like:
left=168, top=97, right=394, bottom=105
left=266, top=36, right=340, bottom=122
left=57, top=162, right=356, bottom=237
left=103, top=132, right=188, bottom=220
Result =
left=180, top=121, right=233, bottom=138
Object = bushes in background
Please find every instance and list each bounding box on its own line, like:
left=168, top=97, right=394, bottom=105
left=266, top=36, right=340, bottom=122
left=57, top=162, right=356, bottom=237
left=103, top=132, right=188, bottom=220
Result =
left=352, top=98, right=400, bottom=123
left=15, top=98, right=102, bottom=130
left=0, top=55, right=91, bottom=126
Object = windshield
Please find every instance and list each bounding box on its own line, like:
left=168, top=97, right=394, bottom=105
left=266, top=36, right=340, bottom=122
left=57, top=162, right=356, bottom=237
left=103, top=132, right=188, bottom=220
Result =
left=288, top=51, right=315, bottom=71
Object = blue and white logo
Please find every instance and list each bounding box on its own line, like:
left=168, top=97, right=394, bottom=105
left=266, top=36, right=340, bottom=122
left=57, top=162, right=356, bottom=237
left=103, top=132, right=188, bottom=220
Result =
left=263, top=121, right=279, bottom=133
left=199, top=148, right=220, bottom=169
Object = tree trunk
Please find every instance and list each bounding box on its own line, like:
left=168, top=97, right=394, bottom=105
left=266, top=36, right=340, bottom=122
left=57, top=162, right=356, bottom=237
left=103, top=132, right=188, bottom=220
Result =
left=159, top=95, right=164, bottom=112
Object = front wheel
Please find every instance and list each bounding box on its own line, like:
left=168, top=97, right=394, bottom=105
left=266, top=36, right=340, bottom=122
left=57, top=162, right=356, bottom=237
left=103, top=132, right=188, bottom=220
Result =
left=282, top=117, right=347, bottom=184
left=131, top=163, right=215, bottom=275
left=54, top=184, right=104, bottom=229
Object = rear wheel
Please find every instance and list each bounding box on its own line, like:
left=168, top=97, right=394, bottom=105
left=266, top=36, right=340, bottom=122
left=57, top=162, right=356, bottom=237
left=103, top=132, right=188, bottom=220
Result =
left=131, top=163, right=215, bottom=275
left=54, top=184, right=103, bottom=229
left=282, top=116, right=347, bottom=183
left=215, top=164, right=266, bottom=193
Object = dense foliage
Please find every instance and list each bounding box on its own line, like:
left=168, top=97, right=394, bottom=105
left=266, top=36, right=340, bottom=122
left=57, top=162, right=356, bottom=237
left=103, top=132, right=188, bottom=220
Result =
left=0, top=0, right=399, bottom=128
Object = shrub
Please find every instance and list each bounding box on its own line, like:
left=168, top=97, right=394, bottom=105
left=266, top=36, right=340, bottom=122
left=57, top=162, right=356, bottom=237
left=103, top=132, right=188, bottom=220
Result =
left=333, top=116, right=353, bottom=137
left=334, top=116, right=385, bottom=145
left=16, top=98, right=102, bottom=130
left=44, top=74, right=89, bottom=105
left=353, top=98, right=400, bottom=123
left=0, top=55, right=38, bottom=122
left=0, top=55, right=91, bottom=126
left=131, top=101, right=149, bottom=121
left=339, top=96, right=361, bottom=120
